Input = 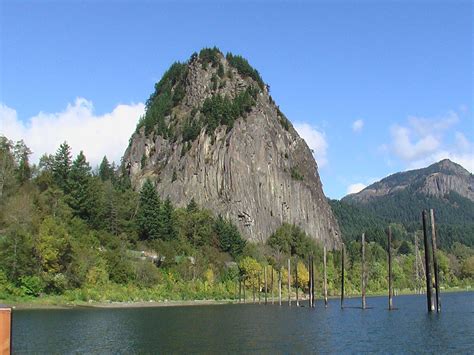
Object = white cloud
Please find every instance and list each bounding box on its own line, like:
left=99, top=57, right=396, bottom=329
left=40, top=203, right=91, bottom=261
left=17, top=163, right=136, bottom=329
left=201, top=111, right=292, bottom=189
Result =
left=294, top=122, right=328, bottom=167
left=352, top=119, right=364, bottom=133
left=407, top=111, right=459, bottom=137
left=347, top=183, right=366, bottom=195
left=0, top=98, right=145, bottom=166
left=391, top=125, right=440, bottom=161
left=388, top=110, right=473, bottom=173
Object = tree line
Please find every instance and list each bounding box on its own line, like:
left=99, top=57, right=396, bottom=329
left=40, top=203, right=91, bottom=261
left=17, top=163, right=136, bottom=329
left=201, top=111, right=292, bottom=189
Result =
left=0, top=136, right=472, bottom=303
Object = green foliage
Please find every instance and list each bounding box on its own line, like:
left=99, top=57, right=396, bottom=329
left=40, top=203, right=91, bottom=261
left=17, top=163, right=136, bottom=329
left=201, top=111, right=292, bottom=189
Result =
left=138, top=62, right=188, bottom=136
left=226, top=52, right=264, bottom=89
left=52, top=141, right=72, bottom=191
left=239, top=257, right=261, bottom=288
left=277, top=108, right=291, bottom=131
left=13, top=140, right=32, bottom=184
left=217, top=62, right=225, bottom=78
left=267, top=223, right=318, bottom=259
left=99, top=156, right=114, bottom=181
left=36, top=217, right=71, bottom=274
left=199, top=47, right=222, bottom=69
left=0, top=136, right=16, bottom=199
left=214, top=216, right=246, bottom=258
left=68, top=151, right=97, bottom=222
left=182, top=115, right=201, bottom=143
left=160, top=197, right=176, bottom=241
left=19, top=276, right=45, bottom=296
left=290, top=167, right=304, bottom=181
left=1, top=137, right=472, bottom=304
left=136, top=179, right=162, bottom=240
left=201, top=86, right=258, bottom=135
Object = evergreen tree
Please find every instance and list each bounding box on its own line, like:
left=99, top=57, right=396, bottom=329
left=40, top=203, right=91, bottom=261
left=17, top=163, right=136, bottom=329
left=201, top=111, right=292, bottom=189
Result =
left=68, top=151, right=94, bottom=220
left=0, top=136, right=16, bottom=199
left=99, top=156, right=114, bottom=181
left=13, top=140, right=32, bottom=184
left=214, top=215, right=246, bottom=258
left=52, top=142, right=72, bottom=191
left=136, top=179, right=161, bottom=240
left=160, top=197, right=176, bottom=241
left=186, top=198, right=198, bottom=213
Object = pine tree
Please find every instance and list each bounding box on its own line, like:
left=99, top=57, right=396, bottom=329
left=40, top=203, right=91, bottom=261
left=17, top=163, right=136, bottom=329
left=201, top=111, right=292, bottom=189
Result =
left=136, top=179, right=161, bottom=240
left=0, top=136, right=16, bottom=199
left=68, top=151, right=93, bottom=220
left=99, top=156, right=114, bottom=181
left=160, top=197, right=176, bottom=241
left=215, top=215, right=246, bottom=258
left=52, top=142, right=72, bottom=191
left=186, top=198, right=198, bottom=213
left=13, top=140, right=32, bottom=184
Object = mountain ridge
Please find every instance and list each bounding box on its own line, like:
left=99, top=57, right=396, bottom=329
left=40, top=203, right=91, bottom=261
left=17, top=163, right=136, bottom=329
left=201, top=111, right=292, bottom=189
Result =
left=344, top=159, right=474, bottom=204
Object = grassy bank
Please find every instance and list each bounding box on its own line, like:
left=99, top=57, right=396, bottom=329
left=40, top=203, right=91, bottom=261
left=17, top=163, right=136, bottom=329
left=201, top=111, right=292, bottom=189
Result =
left=2, top=285, right=471, bottom=310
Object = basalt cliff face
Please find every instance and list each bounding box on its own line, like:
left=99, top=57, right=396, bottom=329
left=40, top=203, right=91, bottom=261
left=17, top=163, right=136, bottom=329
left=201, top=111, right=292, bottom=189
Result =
left=122, top=49, right=341, bottom=248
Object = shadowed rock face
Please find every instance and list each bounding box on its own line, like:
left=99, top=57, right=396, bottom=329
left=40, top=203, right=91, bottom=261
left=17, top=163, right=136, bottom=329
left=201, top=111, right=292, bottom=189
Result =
left=344, top=159, right=474, bottom=203
left=122, top=50, right=341, bottom=249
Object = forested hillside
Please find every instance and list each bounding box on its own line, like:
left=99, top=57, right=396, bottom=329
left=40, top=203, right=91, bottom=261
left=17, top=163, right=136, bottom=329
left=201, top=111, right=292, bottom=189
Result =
left=1, top=136, right=473, bottom=304
left=340, top=160, right=474, bottom=248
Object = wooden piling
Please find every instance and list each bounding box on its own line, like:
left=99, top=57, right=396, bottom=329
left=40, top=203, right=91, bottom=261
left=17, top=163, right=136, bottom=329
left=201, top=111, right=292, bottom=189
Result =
left=361, top=233, right=367, bottom=310
left=430, top=209, right=441, bottom=312
left=288, top=259, right=291, bottom=306
left=0, top=306, right=11, bottom=355
left=311, top=255, right=315, bottom=308
left=295, top=258, right=299, bottom=307
left=278, top=269, right=282, bottom=306
left=258, top=274, right=261, bottom=304
left=414, top=232, right=420, bottom=294
left=243, top=278, right=246, bottom=304
left=271, top=268, right=274, bottom=305
left=323, top=246, right=328, bottom=308
left=308, top=255, right=313, bottom=308
left=341, top=244, right=345, bottom=309
left=388, top=226, right=393, bottom=310
left=264, top=266, right=268, bottom=305
left=253, top=284, right=256, bottom=303
left=239, top=278, right=242, bottom=303
left=422, top=210, right=435, bottom=312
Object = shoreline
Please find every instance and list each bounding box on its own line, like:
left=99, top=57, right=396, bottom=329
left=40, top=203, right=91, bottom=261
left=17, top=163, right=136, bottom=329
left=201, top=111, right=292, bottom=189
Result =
left=2, top=288, right=472, bottom=310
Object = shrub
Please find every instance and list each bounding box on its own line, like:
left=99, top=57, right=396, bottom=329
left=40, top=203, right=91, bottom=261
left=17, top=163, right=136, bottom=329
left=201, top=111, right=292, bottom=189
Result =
left=290, top=167, right=304, bottom=181
left=199, top=47, right=222, bottom=69
left=19, top=275, right=45, bottom=296
left=226, top=52, right=264, bottom=89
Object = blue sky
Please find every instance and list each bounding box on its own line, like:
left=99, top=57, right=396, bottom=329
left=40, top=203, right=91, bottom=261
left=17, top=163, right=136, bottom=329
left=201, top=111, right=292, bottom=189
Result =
left=1, top=0, right=472, bottom=199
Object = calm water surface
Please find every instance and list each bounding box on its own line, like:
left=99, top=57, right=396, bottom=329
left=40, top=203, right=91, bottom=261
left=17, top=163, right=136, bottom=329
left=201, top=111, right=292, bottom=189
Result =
left=12, top=292, right=474, bottom=353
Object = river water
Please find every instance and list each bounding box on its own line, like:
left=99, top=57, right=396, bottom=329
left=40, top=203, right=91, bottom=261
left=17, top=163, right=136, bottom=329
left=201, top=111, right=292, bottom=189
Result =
left=12, top=292, right=474, bottom=353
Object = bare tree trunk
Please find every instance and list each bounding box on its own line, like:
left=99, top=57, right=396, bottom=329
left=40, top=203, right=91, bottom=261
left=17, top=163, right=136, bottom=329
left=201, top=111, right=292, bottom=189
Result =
left=388, top=226, right=393, bottom=310
left=430, top=209, right=441, bottom=312
left=278, top=269, right=282, bottom=306
left=295, top=257, right=299, bottom=307
left=361, top=233, right=367, bottom=310
left=422, top=210, right=434, bottom=312
left=323, top=246, right=328, bottom=307
left=288, top=259, right=291, bottom=306
left=341, top=244, right=345, bottom=309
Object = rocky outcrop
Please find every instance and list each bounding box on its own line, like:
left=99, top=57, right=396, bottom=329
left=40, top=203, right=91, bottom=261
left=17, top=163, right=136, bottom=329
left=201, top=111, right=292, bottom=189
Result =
left=344, top=159, right=474, bottom=204
left=122, top=50, right=341, bottom=249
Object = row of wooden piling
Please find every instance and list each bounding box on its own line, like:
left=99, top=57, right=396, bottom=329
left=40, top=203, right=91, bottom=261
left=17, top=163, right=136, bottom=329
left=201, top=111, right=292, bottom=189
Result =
left=237, top=209, right=441, bottom=314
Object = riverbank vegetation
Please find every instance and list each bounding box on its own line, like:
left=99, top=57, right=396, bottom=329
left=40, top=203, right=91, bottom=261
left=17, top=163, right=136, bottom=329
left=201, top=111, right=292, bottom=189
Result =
left=1, top=137, right=473, bottom=305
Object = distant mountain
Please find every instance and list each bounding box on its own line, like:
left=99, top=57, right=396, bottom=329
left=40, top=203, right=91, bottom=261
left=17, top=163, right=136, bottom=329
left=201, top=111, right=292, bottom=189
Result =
left=338, top=159, right=474, bottom=247
left=342, top=159, right=474, bottom=224
left=345, top=159, right=474, bottom=204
